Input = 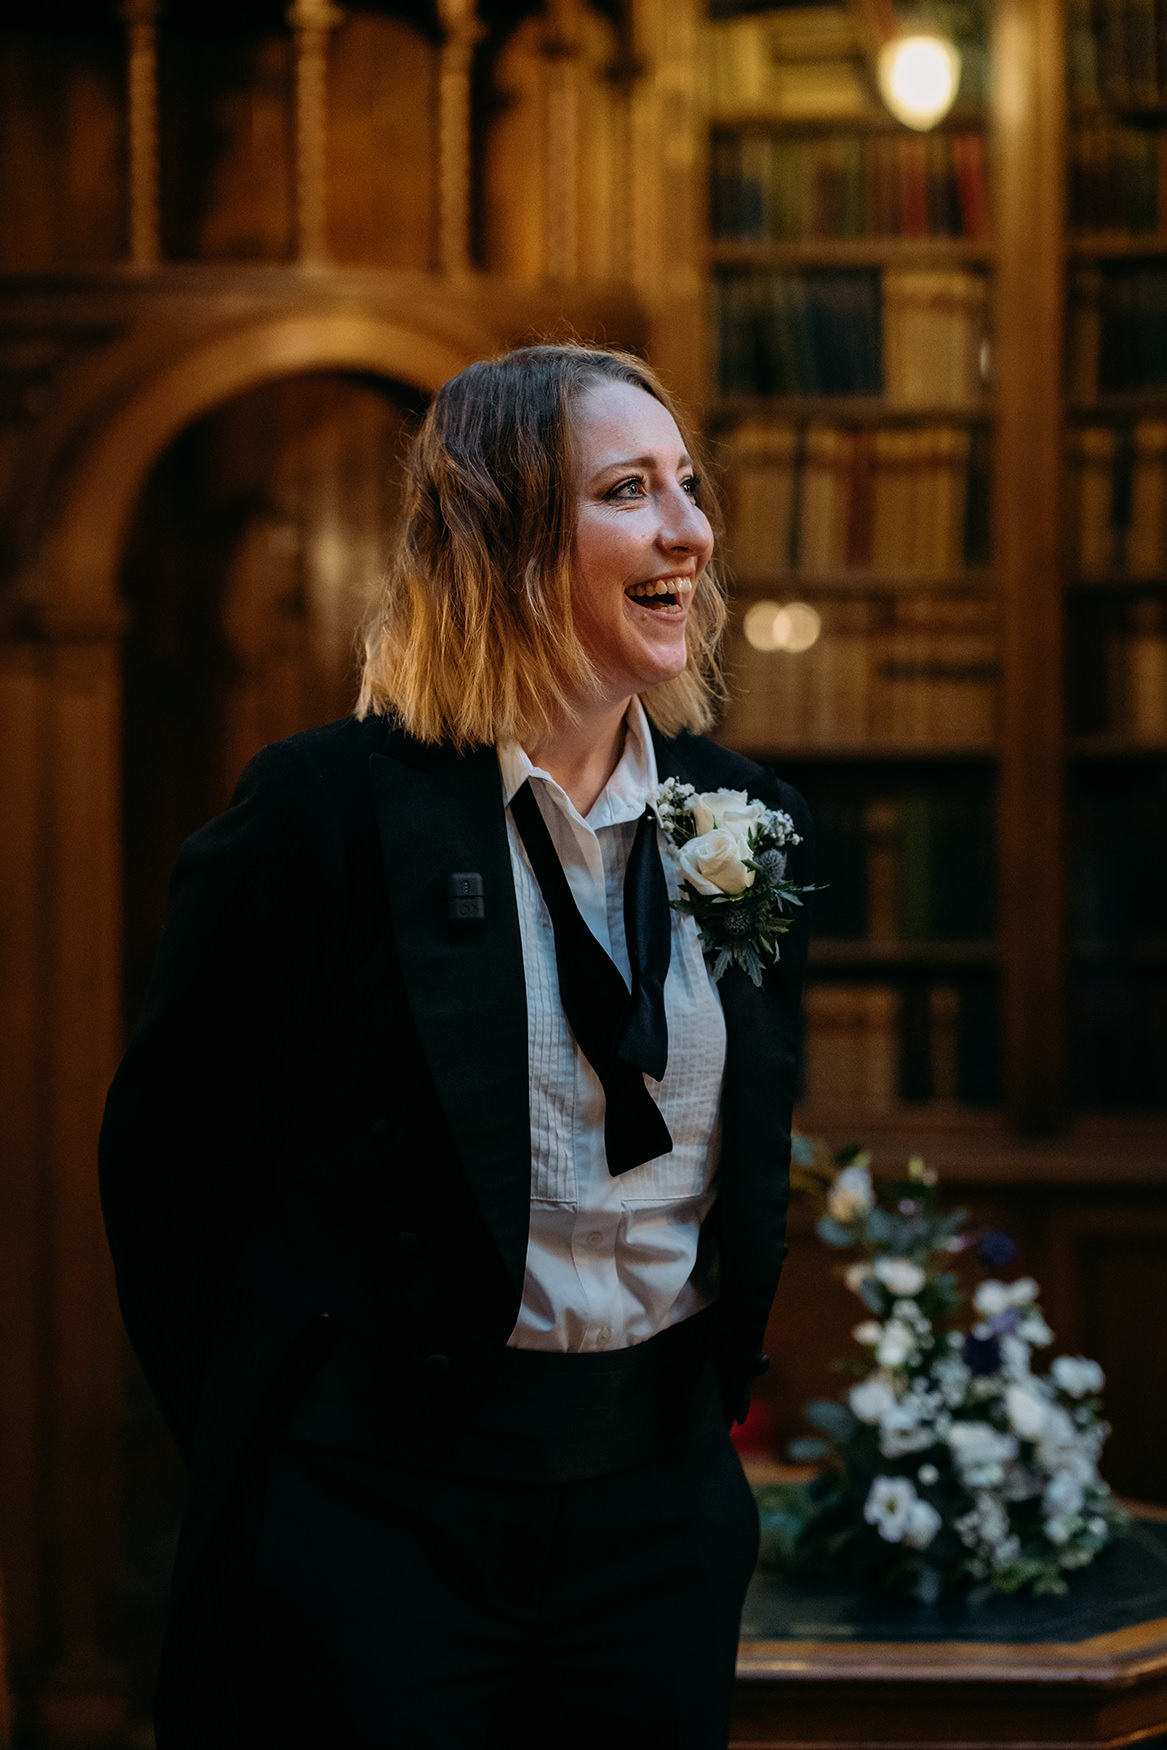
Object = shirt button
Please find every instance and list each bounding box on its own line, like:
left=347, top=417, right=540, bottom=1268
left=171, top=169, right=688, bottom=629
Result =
left=595, top=1327, right=612, bottom=1349
left=586, top=1230, right=603, bottom=1245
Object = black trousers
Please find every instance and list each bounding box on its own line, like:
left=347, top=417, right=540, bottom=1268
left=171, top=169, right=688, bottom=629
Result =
left=165, top=1424, right=760, bottom=1749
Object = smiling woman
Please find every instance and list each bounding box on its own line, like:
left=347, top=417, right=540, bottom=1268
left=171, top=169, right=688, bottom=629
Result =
left=99, top=342, right=812, bottom=1750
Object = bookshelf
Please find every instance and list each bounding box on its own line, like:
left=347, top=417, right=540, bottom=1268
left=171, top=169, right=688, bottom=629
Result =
left=1063, top=0, right=1167, bottom=1114
left=704, top=2, right=1005, bottom=1123
left=704, top=0, right=1167, bottom=1134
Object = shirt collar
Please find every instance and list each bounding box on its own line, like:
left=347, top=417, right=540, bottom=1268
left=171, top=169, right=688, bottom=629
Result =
left=498, top=696, right=659, bottom=828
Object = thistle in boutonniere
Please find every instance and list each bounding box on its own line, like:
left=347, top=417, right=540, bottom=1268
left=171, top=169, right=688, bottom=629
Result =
left=648, top=779, right=812, bottom=986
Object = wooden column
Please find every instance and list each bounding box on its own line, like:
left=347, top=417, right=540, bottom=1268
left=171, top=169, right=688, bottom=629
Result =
left=625, top=0, right=705, bottom=405
left=288, top=0, right=343, bottom=268
left=436, top=0, right=481, bottom=276
left=118, top=0, right=160, bottom=267
left=0, top=614, right=129, bottom=1744
left=543, top=0, right=583, bottom=283
left=990, top=0, right=1067, bottom=1131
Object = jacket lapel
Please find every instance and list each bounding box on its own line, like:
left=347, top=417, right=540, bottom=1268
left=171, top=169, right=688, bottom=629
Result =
left=370, top=736, right=531, bottom=1300
left=649, top=725, right=796, bottom=1262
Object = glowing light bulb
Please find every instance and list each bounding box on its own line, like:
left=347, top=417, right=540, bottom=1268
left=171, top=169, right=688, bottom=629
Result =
left=775, top=601, right=822, bottom=653
left=743, top=600, right=822, bottom=653
left=877, top=34, right=961, bottom=131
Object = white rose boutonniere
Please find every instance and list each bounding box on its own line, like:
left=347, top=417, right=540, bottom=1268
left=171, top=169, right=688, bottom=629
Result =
left=648, top=777, right=816, bottom=985
left=676, top=828, right=755, bottom=897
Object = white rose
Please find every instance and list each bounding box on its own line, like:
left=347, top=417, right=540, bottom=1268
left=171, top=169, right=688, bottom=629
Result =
left=1044, top=1469, right=1086, bottom=1518
left=1051, top=1355, right=1105, bottom=1398
left=676, top=829, right=755, bottom=897
left=828, top=1163, right=875, bottom=1221
left=691, top=788, right=766, bottom=838
left=876, top=1320, right=916, bottom=1368
left=874, top=1257, right=926, bottom=1296
left=849, top=1376, right=898, bottom=1425
left=904, top=1498, right=943, bottom=1550
left=974, top=1280, right=1011, bottom=1316
left=1005, top=1382, right=1050, bottom=1440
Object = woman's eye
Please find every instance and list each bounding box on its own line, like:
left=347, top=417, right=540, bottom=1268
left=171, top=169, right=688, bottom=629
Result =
left=683, top=475, right=701, bottom=499
left=606, top=477, right=646, bottom=500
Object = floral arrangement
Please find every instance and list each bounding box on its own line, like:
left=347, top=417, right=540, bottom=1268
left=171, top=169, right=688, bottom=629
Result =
left=758, top=1142, right=1127, bottom=1602
left=648, top=781, right=812, bottom=985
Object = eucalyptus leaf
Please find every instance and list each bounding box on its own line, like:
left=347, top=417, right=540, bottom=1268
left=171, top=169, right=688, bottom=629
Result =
left=816, top=1217, right=855, bottom=1249
left=787, top=1437, right=830, bottom=1463
left=805, top=1398, right=856, bottom=1440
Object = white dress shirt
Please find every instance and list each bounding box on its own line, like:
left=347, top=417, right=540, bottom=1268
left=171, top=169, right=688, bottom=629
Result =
left=499, top=700, right=727, bottom=1354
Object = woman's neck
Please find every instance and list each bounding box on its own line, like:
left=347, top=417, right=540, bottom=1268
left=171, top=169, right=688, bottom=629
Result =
left=527, top=696, right=634, bottom=817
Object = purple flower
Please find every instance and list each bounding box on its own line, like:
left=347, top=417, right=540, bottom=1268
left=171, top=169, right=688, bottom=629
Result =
left=979, top=1230, right=1018, bottom=1268
left=963, top=1332, right=1002, bottom=1376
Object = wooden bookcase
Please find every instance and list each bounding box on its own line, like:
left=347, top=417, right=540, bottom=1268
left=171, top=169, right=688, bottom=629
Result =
left=703, top=0, right=1166, bottom=1142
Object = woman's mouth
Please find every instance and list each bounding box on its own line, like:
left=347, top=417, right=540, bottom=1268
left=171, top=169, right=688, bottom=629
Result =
left=624, top=576, right=694, bottom=612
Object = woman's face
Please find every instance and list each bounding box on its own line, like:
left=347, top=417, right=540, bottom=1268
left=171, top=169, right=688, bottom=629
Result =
left=571, top=378, right=714, bottom=710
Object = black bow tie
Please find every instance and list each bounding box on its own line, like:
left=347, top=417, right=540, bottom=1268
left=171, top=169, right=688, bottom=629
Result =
left=509, top=780, right=673, bottom=1176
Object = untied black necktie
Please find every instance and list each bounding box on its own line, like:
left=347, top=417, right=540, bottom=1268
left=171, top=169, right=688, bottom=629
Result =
left=508, top=779, right=673, bottom=1176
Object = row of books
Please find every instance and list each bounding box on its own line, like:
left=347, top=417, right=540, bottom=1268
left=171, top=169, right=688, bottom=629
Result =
left=1068, top=265, right=1167, bottom=394
left=726, top=419, right=992, bottom=575
left=710, top=129, right=990, bottom=242
left=1069, top=121, right=1167, bottom=234
left=802, top=979, right=998, bottom=1105
left=1069, top=420, right=1167, bottom=576
left=1067, top=592, right=1167, bottom=740
left=715, top=268, right=990, bottom=403
left=1066, top=0, right=1167, bottom=109
left=810, top=782, right=997, bottom=942
left=722, top=594, right=999, bottom=750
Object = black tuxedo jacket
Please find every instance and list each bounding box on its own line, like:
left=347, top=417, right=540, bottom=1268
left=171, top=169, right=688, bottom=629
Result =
left=100, top=712, right=811, bottom=1601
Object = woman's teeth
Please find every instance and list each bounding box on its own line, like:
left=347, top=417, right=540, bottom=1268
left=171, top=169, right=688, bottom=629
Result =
left=626, top=578, right=694, bottom=603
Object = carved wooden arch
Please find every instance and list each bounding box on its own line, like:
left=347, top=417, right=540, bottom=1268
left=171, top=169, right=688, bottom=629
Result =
left=40, top=310, right=477, bottom=625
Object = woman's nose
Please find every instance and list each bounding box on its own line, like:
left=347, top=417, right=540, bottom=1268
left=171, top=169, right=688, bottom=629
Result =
left=659, top=484, right=712, bottom=554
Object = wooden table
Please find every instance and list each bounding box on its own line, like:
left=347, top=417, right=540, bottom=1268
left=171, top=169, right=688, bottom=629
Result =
left=732, top=1519, right=1167, bottom=1749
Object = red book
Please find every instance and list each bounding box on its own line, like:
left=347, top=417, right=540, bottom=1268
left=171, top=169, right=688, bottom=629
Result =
left=952, top=131, right=991, bottom=240
left=898, top=135, right=931, bottom=238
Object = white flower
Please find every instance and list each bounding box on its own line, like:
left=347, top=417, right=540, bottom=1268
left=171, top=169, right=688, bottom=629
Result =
left=829, top=1163, right=875, bottom=1221
left=675, top=828, right=755, bottom=897
left=1051, top=1355, right=1105, bottom=1398
left=691, top=788, right=767, bottom=839
left=904, top=1498, right=943, bottom=1550
left=1044, top=1470, right=1086, bottom=1518
left=1018, top=1312, right=1054, bottom=1347
left=874, top=1257, right=926, bottom=1296
left=853, top=1320, right=883, bottom=1347
left=974, top=1277, right=1038, bottom=1317
left=876, top=1320, right=917, bottom=1368
left=762, top=805, right=800, bottom=846
left=879, top=1404, right=934, bottom=1458
left=932, top=1354, right=972, bottom=1406
left=849, top=1376, right=898, bottom=1424
left=1045, top=1514, right=1074, bottom=1545
left=1005, top=1382, right=1050, bottom=1441
left=864, top=1476, right=917, bottom=1543
left=917, top=1462, right=939, bottom=1486
left=947, top=1422, right=1019, bottom=1487
left=845, top=1262, right=874, bottom=1296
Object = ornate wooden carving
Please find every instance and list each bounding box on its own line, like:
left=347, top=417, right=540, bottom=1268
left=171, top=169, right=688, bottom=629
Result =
left=542, top=0, right=584, bottom=284
left=287, top=0, right=344, bottom=268
left=436, top=0, right=482, bottom=276
left=118, top=0, right=161, bottom=268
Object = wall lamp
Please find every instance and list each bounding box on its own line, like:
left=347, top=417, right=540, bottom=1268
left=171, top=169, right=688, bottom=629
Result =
left=876, top=33, right=962, bottom=129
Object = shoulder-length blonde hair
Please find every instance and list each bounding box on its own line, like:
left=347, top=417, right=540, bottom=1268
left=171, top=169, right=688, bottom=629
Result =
left=357, top=342, right=726, bottom=745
